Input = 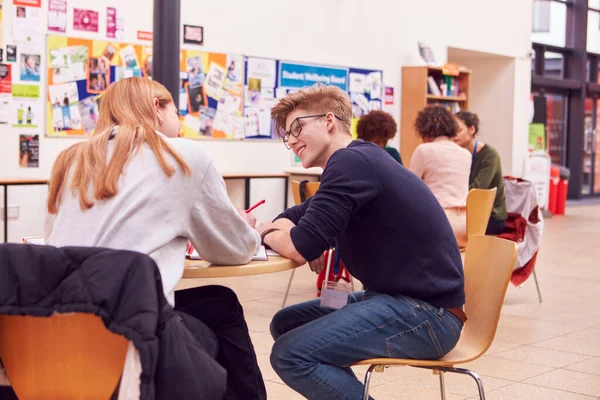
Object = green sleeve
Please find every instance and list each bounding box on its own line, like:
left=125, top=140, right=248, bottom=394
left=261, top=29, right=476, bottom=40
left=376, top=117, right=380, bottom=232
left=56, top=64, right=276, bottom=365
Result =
left=385, top=147, right=403, bottom=165
left=470, top=155, right=498, bottom=190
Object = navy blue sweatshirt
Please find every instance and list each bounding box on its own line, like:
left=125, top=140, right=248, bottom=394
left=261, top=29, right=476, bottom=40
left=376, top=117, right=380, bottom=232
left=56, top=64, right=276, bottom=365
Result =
left=277, top=140, right=465, bottom=308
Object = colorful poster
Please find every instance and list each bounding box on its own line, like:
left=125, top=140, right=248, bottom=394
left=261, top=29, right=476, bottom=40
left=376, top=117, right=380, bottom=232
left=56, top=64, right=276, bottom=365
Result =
left=12, top=84, right=40, bottom=128
left=0, top=63, right=11, bottom=93
left=183, top=25, right=203, bottom=45
left=73, top=8, right=99, bottom=32
left=529, top=123, right=546, bottom=151
left=0, top=62, right=10, bottom=124
left=19, top=134, right=39, bottom=168
left=19, top=51, right=40, bottom=81
left=348, top=67, right=382, bottom=137
left=137, top=31, right=152, bottom=41
left=384, top=86, right=394, bottom=105
left=12, top=5, right=42, bottom=44
left=6, top=45, right=16, bottom=62
left=279, top=61, right=348, bottom=91
left=46, top=35, right=242, bottom=139
left=48, top=0, right=67, bottom=33
left=0, top=0, right=4, bottom=49
left=13, top=0, right=41, bottom=7
left=106, top=7, right=123, bottom=40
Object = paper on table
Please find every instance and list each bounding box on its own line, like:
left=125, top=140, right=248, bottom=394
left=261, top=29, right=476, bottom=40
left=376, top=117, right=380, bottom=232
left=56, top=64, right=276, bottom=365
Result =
left=187, top=245, right=271, bottom=262
left=266, top=249, right=281, bottom=257
left=22, top=236, right=45, bottom=245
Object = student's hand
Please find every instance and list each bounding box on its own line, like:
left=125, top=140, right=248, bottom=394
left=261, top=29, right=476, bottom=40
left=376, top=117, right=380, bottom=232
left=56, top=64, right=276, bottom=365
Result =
left=237, top=209, right=257, bottom=229
left=309, top=253, right=325, bottom=274
left=256, top=221, right=277, bottom=236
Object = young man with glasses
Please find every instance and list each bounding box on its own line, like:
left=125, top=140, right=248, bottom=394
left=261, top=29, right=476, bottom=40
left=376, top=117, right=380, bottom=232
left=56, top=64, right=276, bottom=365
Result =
left=256, top=84, right=465, bottom=399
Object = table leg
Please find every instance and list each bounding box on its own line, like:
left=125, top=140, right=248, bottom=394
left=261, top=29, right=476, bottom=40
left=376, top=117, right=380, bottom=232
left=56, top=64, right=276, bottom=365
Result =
left=244, top=178, right=251, bottom=210
left=3, top=185, right=7, bottom=243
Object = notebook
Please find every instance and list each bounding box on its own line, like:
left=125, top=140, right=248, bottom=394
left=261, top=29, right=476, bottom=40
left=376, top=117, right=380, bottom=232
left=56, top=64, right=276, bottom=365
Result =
left=186, top=243, right=271, bottom=262
left=22, top=236, right=45, bottom=245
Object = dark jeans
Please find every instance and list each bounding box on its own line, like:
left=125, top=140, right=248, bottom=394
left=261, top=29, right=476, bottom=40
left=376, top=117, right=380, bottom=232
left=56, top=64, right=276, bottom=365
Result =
left=486, top=217, right=506, bottom=235
left=270, top=291, right=463, bottom=399
left=175, top=285, right=266, bottom=400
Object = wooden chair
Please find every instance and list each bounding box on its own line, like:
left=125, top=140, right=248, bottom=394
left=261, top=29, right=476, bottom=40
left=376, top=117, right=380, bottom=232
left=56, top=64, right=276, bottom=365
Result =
left=283, top=180, right=321, bottom=307
left=355, top=234, right=518, bottom=400
left=0, top=313, right=128, bottom=399
left=460, top=188, right=497, bottom=251
left=291, top=180, right=320, bottom=206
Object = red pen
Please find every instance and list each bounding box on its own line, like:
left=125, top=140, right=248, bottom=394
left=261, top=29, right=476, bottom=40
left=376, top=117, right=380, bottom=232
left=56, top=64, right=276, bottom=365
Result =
left=246, top=199, right=266, bottom=213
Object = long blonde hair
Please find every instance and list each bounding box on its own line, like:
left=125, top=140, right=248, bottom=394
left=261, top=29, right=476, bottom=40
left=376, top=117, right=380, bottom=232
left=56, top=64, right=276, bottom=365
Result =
left=47, top=77, right=191, bottom=214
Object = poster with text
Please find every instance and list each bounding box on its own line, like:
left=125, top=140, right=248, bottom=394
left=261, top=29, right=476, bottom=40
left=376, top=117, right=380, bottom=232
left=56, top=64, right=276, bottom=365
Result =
left=348, top=67, right=383, bottom=138
left=47, top=34, right=241, bottom=139
left=48, top=0, right=67, bottom=33
left=106, top=7, right=124, bottom=40
left=12, top=83, right=40, bottom=128
left=12, top=5, right=42, bottom=44
left=19, top=51, right=40, bottom=81
left=0, top=63, right=11, bottom=93
left=179, top=50, right=244, bottom=139
left=19, top=134, right=39, bottom=168
left=244, top=57, right=278, bottom=138
left=73, top=8, right=98, bottom=32
left=0, top=61, right=10, bottom=124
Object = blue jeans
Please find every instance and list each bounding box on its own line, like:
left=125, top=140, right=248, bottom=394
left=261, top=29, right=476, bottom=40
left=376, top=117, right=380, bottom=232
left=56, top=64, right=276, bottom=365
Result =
left=270, top=291, right=463, bottom=400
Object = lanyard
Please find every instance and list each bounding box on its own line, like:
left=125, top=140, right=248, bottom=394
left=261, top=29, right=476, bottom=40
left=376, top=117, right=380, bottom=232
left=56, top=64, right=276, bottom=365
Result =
left=472, top=140, right=478, bottom=163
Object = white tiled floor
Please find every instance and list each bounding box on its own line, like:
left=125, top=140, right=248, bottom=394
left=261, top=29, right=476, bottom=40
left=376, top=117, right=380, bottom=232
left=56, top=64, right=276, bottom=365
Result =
left=178, top=204, right=600, bottom=399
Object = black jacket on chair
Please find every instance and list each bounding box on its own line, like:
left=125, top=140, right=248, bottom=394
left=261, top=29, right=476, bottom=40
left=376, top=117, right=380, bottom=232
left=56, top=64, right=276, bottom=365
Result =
left=0, top=243, right=226, bottom=399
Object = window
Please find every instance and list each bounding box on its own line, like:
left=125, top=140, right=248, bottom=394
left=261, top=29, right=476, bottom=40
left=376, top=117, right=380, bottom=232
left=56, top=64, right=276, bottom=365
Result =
left=533, top=0, right=551, bottom=33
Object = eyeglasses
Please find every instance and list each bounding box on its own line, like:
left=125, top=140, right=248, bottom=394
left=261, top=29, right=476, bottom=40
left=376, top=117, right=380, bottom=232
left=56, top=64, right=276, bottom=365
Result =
left=282, top=113, right=344, bottom=150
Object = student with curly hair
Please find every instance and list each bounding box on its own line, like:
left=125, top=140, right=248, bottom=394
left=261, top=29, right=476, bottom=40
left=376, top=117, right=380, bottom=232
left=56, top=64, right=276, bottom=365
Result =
left=410, top=105, right=471, bottom=247
left=356, top=110, right=402, bottom=164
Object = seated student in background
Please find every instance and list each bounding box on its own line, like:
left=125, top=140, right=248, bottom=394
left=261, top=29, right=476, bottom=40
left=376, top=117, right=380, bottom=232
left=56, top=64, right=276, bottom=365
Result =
left=410, top=105, right=471, bottom=247
left=45, top=77, right=266, bottom=400
left=454, top=111, right=507, bottom=234
left=254, top=84, right=465, bottom=399
left=356, top=110, right=403, bottom=164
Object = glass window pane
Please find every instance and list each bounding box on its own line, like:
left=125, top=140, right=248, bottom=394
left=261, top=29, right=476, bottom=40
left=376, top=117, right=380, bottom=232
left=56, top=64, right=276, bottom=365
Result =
left=533, top=0, right=550, bottom=32
left=545, top=51, right=564, bottom=78
left=546, top=94, right=568, bottom=166
left=591, top=0, right=600, bottom=10
left=532, top=1, right=566, bottom=47
left=588, top=10, right=600, bottom=53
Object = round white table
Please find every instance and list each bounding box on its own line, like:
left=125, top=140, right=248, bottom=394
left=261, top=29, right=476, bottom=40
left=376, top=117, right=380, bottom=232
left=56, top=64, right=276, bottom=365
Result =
left=183, top=256, right=301, bottom=279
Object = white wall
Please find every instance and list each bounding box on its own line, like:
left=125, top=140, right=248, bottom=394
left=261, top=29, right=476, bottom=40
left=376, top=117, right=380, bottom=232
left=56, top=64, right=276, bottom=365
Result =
left=0, top=0, right=533, bottom=242
left=448, top=48, right=532, bottom=176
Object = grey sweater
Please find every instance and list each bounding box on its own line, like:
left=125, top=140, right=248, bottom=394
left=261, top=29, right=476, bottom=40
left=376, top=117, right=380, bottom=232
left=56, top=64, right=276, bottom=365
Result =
left=46, top=132, right=260, bottom=305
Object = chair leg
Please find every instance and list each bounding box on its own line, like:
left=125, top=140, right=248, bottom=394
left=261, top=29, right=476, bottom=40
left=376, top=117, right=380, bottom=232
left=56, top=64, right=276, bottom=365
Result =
left=362, top=364, right=377, bottom=400
left=418, top=366, right=486, bottom=400
left=281, top=269, right=296, bottom=308
left=533, top=269, right=542, bottom=303
left=438, top=370, right=446, bottom=400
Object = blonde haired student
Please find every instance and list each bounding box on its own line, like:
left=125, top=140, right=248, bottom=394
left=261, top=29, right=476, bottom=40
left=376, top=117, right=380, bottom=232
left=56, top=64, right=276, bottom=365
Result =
left=45, top=77, right=266, bottom=399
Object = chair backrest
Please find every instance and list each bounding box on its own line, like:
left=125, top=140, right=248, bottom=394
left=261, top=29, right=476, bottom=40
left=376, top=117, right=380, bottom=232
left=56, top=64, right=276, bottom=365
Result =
left=443, top=234, right=517, bottom=363
left=466, top=188, right=497, bottom=240
left=291, top=180, right=320, bottom=205
left=0, top=313, right=128, bottom=399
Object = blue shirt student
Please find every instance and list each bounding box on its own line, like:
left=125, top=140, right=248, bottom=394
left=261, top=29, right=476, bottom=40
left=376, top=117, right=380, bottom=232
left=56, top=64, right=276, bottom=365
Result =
left=262, top=86, right=465, bottom=399
left=277, top=140, right=464, bottom=308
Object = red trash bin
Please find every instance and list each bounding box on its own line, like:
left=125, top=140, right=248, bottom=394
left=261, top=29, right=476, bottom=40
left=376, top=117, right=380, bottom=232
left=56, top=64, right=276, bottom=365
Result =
left=555, top=178, right=568, bottom=215
left=548, top=166, right=560, bottom=214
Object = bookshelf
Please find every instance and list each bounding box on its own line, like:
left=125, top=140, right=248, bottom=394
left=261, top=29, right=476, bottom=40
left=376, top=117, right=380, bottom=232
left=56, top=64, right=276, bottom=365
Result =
left=400, top=66, right=471, bottom=167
